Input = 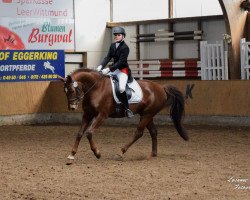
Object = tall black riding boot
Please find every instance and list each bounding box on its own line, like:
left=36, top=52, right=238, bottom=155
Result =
left=120, top=91, right=134, bottom=118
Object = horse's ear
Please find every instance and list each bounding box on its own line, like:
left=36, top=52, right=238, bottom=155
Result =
left=67, top=75, right=73, bottom=83
left=57, top=75, right=66, bottom=82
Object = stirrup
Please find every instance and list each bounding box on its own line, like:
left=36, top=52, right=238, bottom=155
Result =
left=125, top=109, right=134, bottom=118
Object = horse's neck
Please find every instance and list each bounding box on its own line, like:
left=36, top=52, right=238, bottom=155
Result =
left=74, top=72, right=99, bottom=91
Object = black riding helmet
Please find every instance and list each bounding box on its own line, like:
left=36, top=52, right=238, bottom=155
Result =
left=113, top=27, right=126, bottom=37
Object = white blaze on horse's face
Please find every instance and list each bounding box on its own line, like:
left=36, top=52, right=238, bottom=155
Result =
left=64, top=81, right=80, bottom=111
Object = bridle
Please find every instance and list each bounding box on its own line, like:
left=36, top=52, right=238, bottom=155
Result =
left=66, top=73, right=104, bottom=104
left=67, top=83, right=84, bottom=104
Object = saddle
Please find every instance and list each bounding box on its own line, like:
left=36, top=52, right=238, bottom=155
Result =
left=110, top=75, right=143, bottom=105
left=112, top=75, right=132, bottom=100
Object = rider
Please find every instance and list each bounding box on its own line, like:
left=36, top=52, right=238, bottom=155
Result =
left=97, top=26, right=134, bottom=118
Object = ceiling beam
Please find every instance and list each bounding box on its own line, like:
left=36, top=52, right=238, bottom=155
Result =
left=106, top=15, right=223, bottom=27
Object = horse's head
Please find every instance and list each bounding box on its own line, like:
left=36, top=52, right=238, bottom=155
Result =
left=58, top=75, right=83, bottom=111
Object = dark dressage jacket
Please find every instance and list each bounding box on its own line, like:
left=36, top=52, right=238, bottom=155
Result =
left=100, top=41, right=132, bottom=78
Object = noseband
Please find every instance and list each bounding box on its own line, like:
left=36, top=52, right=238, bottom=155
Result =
left=68, top=82, right=85, bottom=104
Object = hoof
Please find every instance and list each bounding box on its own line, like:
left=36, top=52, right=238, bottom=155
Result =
left=95, top=150, right=101, bottom=159
left=66, top=155, right=75, bottom=165
left=113, top=154, right=124, bottom=161
left=95, top=153, right=101, bottom=159
left=66, top=159, right=74, bottom=165
left=147, top=153, right=157, bottom=160
left=150, top=152, right=157, bottom=157
left=121, top=148, right=126, bottom=154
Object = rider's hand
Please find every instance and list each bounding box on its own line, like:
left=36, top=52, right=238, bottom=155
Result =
left=101, top=68, right=110, bottom=75
left=97, top=65, right=102, bottom=71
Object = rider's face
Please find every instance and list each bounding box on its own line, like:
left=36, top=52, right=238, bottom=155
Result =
left=114, top=34, right=124, bottom=42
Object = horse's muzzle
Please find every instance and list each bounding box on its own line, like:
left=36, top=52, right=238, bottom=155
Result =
left=68, top=103, right=78, bottom=110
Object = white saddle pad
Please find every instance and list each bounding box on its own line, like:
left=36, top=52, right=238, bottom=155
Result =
left=110, top=77, right=143, bottom=104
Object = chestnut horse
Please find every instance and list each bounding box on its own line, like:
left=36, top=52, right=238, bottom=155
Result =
left=58, top=68, right=188, bottom=164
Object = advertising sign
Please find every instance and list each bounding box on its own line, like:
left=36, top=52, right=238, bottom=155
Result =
left=0, top=0, right=75, bottom=50
left=0, top=18, right=74, bottom=50
left=0, top=0, right=74, bottom=19
left=0, top=50, right=65, bottom=82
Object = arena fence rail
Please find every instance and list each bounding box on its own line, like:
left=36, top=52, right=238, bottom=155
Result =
left=131, top=30, right=203, bottom=43
left=109, top=59, right=201, bottom=80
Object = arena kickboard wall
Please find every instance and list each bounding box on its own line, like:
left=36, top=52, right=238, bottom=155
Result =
left=0, top=80, right=249, bottom=125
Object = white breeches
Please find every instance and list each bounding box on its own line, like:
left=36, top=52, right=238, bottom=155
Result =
left=111, top=69, right=128, bottom=93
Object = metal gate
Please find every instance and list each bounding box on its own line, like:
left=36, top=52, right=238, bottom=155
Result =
left=200, top=41, right=228, bottom=80
left=240, top=38, right=250, bottom=80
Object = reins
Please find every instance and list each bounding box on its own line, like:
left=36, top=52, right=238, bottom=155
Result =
left=70, top=73, right=105, bottom=102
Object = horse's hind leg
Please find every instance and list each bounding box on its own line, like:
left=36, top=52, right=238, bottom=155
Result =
left=119, top=116, right=152, bottom=156
left=146, top=120, right=158, bottom=157
left=67, top=114, right=92, bottom=165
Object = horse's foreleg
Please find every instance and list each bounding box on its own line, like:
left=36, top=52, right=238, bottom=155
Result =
left=146, top=121, right=158, bottom=157
left=67, top=115, right=92, bottom=165
left=85, top=114, right=106, bottom=159
left=120, top=116, right=152, bottom=156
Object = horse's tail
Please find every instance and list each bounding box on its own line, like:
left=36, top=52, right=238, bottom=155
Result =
left=164, top=85, right=189, bottom=141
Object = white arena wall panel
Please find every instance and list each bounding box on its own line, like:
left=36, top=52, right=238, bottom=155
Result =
left=72, top=0, right=225, bottom=68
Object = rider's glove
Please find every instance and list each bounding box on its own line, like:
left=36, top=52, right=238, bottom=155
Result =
left=101, top=68, right=110, bottom=75
left=97, top=65, right=103, bottom=71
